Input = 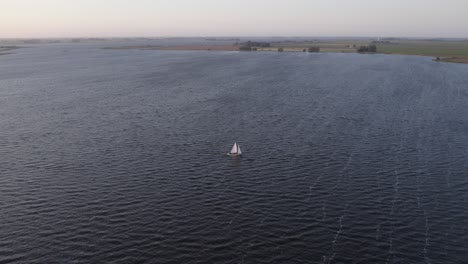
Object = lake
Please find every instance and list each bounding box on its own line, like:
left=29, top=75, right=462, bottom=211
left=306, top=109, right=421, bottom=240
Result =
left=1, top=42, right=467, bottom=263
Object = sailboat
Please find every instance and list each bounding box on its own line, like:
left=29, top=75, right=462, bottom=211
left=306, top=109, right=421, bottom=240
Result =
left=227, top=142, right=242, bottom=156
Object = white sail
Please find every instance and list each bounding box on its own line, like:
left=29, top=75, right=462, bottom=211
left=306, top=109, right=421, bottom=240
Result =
left=230, top=143, right=238, bottom=154
left=228, top=142, right=242, bottom=155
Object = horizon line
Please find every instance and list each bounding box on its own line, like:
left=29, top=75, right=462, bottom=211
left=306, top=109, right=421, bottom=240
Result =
left=2, top=35, right=468, bottom=40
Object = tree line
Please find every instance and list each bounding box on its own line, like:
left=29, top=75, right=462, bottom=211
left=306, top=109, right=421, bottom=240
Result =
left=357, top=44, right=377, bottom=53
left=239, top=41, right=272, bottom=51
left=239, top=42, right=321, bottom=53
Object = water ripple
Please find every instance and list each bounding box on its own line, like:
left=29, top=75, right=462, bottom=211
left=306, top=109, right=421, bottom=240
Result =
left=1, top=46, right=468, bottom=263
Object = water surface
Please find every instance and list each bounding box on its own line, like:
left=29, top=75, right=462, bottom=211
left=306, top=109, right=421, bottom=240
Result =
left=1, top=43, right=468, bottom=263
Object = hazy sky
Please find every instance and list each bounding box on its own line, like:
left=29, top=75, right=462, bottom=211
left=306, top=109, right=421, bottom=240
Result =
left=1, top=0, right=467, bottom=38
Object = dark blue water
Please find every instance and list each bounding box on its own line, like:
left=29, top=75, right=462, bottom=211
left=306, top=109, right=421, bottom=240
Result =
left=1, top=44, right=468, bottom=263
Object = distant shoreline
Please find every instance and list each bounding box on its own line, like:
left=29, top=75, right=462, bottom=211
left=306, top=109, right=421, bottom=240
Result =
left=0, top=46, right=19, bottom=56
left=104, top=45, right=240, bottom=52
left=433, top=57, right=468, bottom=64
left=104, top=44, right=468, bottom=64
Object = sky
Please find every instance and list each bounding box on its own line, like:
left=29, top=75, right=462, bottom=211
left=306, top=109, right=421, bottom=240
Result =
left=1, top=0, right=468, bottom=38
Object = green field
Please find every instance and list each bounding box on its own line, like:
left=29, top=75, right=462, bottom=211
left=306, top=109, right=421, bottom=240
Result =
left=267, top=40, right=468, bottom=58
left=264, top=39, right=468, bottom=63
left=376, top=41, right=468, bottom=57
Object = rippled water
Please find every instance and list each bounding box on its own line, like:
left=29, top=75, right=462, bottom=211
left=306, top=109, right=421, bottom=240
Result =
left=1, top=43, right=468, bottom=263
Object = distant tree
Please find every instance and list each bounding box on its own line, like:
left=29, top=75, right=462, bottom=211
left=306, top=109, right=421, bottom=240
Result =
left=239, top=46, right=252, bottom=51
left=358, top=44, right=377, bottom=53
left=303, top=48, right=307, bottom=52
left=252, top=47, right=258, bottom=51
left=357, top=46, right=369, bottom=52
left=242, top=41, right=271, bottom=48
left=278, top=47, right=284, bottom=52
left=308, top=46, right=320, bottom=53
